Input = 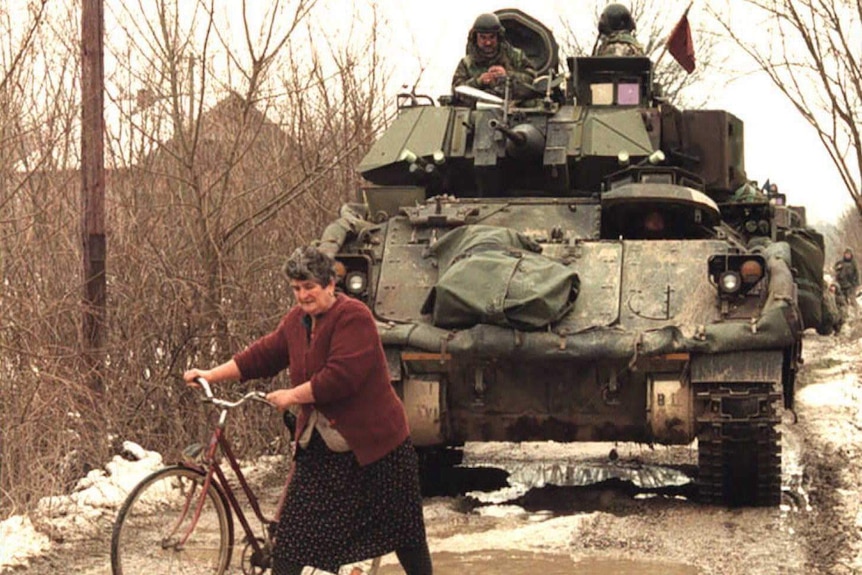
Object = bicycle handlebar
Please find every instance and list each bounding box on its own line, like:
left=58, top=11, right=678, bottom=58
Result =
left=193, top=376, right=273, bottom=409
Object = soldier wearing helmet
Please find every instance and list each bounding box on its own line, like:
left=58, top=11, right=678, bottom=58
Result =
left=593, top=3, right=645, bottom=57
left=824, top=282, right=845, bottom=335
left=834, top=247, right=859, bottom=308
left=452, top=12, right=536, bottom=104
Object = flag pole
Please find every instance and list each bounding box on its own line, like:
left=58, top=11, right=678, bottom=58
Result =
left=654, top=1, right=694, bottom=68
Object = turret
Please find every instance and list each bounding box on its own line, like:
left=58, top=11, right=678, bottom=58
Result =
left=358, top=9, right=754, bottom=225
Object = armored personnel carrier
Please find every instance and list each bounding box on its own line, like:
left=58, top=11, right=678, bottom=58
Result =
left=315, top=9, right=827, bottom=506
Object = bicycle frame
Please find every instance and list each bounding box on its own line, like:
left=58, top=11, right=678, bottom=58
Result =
left=160, top=378, right=381, bottom=575
left=176, top=379, right=275, bottom=569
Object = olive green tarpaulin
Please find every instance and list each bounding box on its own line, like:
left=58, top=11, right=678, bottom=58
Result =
left=784, top=227, right=826, bottom=332
left=421, top=225, right=580, bottom=330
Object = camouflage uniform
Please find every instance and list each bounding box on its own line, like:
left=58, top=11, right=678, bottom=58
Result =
left=834, top=248, right=859, bottom=306
left=594, top=31, right=645, bottom=57
left=731, top=181, right=765, bottom=203
left=451, top=41, right=536, bottom=103
left=823, top=284, right=844, bottom=335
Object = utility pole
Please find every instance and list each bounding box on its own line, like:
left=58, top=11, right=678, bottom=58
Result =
left=81, top=0, right=106, bottom=395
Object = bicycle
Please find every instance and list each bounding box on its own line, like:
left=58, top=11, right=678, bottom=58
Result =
left=110, top=377, right=382, bottom=575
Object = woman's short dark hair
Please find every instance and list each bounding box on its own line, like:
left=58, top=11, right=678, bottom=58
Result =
left=284, top=246, right=336, bottom=285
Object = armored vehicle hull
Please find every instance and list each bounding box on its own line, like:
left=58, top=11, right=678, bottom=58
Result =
left=316, top=10, right=825, bottom=506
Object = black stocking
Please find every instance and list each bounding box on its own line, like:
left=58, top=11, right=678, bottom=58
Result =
left=396, top=542, right=434, bottom=575
left=271, top=557, right=304, bottom=575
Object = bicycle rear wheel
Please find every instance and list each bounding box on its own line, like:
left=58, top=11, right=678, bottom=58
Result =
left=111, top=465, right=234, bottom=575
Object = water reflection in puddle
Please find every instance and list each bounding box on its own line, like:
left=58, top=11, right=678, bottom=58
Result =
left=453, top=442, right=697, bottom=503
left=464, top=460, right=694, bottom=505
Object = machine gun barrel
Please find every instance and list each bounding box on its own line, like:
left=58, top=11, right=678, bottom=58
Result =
left=488, top=119, right=527, bottom=146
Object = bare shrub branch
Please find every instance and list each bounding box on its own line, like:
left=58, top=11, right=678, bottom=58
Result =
left=712, top=0, right=862, bottom=214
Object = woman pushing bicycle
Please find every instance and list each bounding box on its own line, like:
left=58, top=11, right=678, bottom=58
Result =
left=183, top=245, right=433, bottom=575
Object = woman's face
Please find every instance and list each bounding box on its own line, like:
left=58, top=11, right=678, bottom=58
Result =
left=290, top=278, right=335, bottom=316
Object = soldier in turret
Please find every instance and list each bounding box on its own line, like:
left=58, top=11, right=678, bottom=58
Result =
left=593, top=3, right=645, bottom=57
left=452, top=12, right=536, bottom=104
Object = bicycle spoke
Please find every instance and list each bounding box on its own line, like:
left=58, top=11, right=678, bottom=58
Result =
left=112, top=467, right=232, bottom=575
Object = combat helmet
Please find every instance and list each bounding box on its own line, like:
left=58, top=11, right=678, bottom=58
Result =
left=470, top=13, right=505, bottom=40
left=598, top=3, right=636, bottom=34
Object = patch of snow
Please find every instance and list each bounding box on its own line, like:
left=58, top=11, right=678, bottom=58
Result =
left=419, top=498, right=468, bottom=523
left=2, top=441, right=163, bottom=569
left=431, top=514, right=593, bottom=554
left=797, top=372, right=860, bottom=408
left=475, top=505, right=528, bottom=518
left=469, top=484, right=530, bottom=504
left=0, top=516, right=51, bottom=570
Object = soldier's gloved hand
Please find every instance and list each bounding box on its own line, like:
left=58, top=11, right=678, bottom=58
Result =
left=488, top=65, right=507, bottom=78
left=479, top=71, right=496, bottom=86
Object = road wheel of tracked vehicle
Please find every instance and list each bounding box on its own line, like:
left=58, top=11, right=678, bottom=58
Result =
left=695, top=383, right=782, bottom=507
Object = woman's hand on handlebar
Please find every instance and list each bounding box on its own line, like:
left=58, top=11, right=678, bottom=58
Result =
left=266, top=381, right=314, bottom=412
left=265, top=389, right=295, bottom=412
left=183, top=360, right=241, bottom=389
left=183, top=369, right=210, bottom=388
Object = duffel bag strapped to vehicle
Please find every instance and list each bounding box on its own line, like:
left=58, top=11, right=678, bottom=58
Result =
left=421, top=224, right=580, bottom=330
left=784, top=227, right=827, bottom=332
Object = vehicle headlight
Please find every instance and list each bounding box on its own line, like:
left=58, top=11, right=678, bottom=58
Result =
left=739, top=259, right=764, bottom=284
left=708, top=254, right=767, bottom=301
left=719, top=271, right=742, bottom=295
left=345, top=271, right=367, bottom=295
left=333, top=260, right=347, bottom=282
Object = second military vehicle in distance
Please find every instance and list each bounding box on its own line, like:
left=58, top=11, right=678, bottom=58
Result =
left=316, top=9, right=827, bottom=506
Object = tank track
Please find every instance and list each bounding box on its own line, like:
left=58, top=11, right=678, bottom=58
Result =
left=695, top=383, right=782, bottom=507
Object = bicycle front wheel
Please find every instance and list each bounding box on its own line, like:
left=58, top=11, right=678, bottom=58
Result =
left=111, top=465, right=234, bottom=575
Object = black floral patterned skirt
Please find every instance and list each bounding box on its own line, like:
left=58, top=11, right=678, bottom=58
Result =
left=273, top=431, right=427, bottom=572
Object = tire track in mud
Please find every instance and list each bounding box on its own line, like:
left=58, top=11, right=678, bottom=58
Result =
left=793, top=330, right=862, bottom=574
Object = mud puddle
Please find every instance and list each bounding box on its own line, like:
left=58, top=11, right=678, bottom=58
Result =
left=374, top=550, right=698, bottom=574
left=571, top=558, right=699, bottom=574
left=424, top=444, right=701, bottom=517
left=441, top=435, right=806, bottom=512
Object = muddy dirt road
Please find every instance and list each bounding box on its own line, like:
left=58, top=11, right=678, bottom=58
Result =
left=9, top=328, right=862, bottom=575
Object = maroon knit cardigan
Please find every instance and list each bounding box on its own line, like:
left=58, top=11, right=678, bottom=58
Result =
left=234, top=294, right=410, bottom=465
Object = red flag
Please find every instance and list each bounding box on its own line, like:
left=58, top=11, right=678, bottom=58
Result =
left=666, top=10, right=695, bottom=74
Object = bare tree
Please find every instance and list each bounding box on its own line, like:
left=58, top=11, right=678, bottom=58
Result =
left=0, top=1, right=47, bottom=95
left=1, top=0, right=92, bottom=515
left=832, top=211, right=862, bottom=262
left=714, top=0, right=862, bottom=215
left=98, top=0, right=394, bottom=459
left=0, top=0, right=394, bottom=518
